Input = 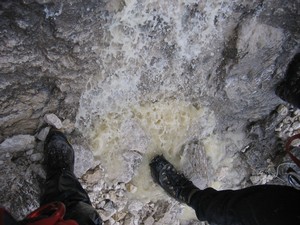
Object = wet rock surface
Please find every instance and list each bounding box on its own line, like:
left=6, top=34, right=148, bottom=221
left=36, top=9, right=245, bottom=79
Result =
left=0, top=0, right=300, bottom=224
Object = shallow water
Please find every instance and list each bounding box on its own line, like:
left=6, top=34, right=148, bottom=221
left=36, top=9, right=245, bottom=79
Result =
left=74, top=0, right=291, bottom=222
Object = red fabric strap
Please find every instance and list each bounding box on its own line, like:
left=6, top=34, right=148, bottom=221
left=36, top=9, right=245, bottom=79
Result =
left=285, top=133, right=300, bottom=168
left=25, top=202, right=78, bottom=225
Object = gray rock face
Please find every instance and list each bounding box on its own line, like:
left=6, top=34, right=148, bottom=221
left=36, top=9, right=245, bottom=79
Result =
left=0, top=0, right=299, bottom=223
left=0, top=135, right=35, bottom=153
left=0, top=1, right=98, bottom=141
left=0, top=134, right=45, bottom=220
left=0, top=155, right=44, bottom=220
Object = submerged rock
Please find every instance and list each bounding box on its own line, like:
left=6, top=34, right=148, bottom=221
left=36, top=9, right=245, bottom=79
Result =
left=73, top=144, right=95, bottom=177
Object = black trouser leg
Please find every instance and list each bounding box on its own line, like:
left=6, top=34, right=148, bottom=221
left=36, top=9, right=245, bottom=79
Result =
left=276, top=53, right=300, bottom=108
left=189, top=185, right=300, bottom=225
left=40, top=171, right=102, bottom=225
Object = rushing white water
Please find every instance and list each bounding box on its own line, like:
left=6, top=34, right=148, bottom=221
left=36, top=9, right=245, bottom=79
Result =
left=75, top=0, right=284, bottom=222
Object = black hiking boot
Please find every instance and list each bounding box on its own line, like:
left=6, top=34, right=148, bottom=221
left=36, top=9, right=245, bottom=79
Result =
left=276, top=53, right=300, bottom=108
left=44, top=128, right=75, bottom=177
left=150, top=155, right=200, bottom=204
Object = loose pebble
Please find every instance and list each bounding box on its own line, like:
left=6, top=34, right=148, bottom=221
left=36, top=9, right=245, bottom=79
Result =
left=44, top=113, right=63, bottom=129
left=276, top=104, right=288, bottom=116
left=144, top=216, right=155, bottom=225
left=292, top=121, right=300, bottom=130
left=36, top=127, right=51, bottom=141
left=30, top=153, right=43, bottom=162
left=125, top=183, right=137, bottom=193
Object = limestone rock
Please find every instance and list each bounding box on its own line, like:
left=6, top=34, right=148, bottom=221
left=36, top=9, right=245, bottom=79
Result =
left=98, top=201, right=117, bottom=221
left=26, top=149, right=34, bottom=155
left=121, top=151, right=143, bottom=183
left=44, top=114, right=63, bottom=129
left=0, top=161, right=41, bottom=219
left=291, top=139, right=300, bottom=147
left=294, top=109, right=300, bottom=116
left=30, top=153, right=43, bottom=162
left=97, top=200, right=106, bottom=209
left=250, top=173, right=274, bottom=185
left=127, top=200, right=143, bottom=215
left=0, top=135, right=35, bottom=153
left=123, top=214, right=139, bottom=225
left=120, top=119, right=149, bottom=154
left=144, top=216, right=155, bottom=225
left=125, top=183, right=137, bottom=193
left=34, top=0, right=54, bottom=4
left=36, top=127, right=51, bottom=141
left=113, top=212, right=127, bottom=222
left=276, top=104, right=289, bottom=116
left=61, top=119, right=75, bottom=134
left=73, top=144, right=95, bottom=177
left=82, top=166, right=104, bottom=184
left=292, top=121, right=300, bottom=130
